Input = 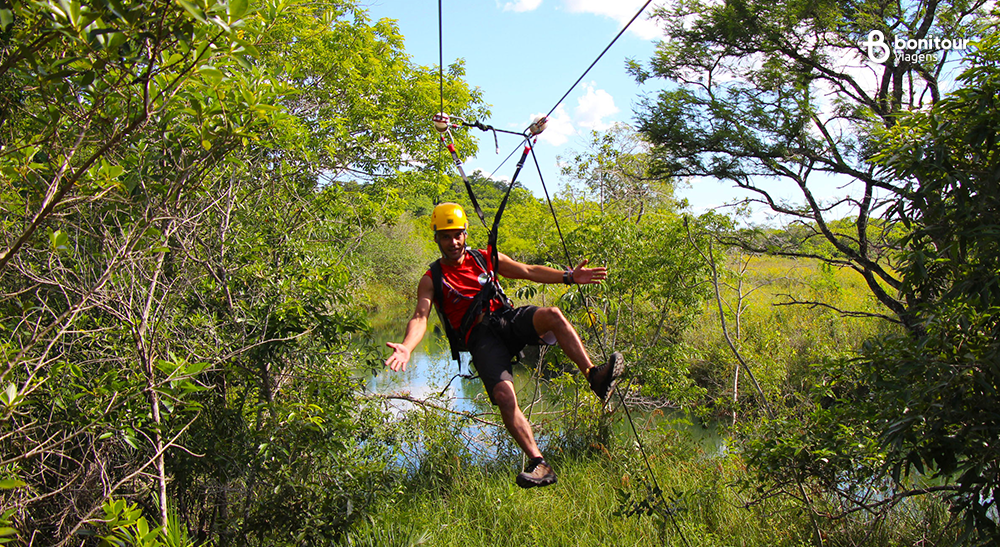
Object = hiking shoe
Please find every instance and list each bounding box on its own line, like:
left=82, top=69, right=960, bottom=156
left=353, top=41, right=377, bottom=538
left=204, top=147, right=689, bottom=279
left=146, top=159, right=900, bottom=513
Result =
left=516, top=457, right=557, bottom=489
left=588, top=352, right=625, bottom=403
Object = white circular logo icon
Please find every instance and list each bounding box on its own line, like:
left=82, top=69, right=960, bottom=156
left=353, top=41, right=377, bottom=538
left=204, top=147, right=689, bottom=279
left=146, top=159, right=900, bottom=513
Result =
left=863, top=30, right=890, bottom=64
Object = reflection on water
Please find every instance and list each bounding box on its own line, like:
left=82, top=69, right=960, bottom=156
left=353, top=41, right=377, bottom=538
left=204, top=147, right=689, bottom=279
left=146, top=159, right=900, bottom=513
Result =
left=367, top=324, right=566, bottom=414
left=367, top=325, right=489, bottom=414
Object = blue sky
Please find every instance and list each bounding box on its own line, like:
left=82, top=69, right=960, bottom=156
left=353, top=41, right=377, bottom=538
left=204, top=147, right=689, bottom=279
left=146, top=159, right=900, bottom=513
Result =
left=361, top=1, right=978, bottom=222
left=361, top=1, right=698, bottom=204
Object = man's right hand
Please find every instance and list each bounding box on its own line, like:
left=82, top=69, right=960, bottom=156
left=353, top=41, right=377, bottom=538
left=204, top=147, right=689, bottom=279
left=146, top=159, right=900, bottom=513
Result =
left=384, top=342, right=411, bottom=372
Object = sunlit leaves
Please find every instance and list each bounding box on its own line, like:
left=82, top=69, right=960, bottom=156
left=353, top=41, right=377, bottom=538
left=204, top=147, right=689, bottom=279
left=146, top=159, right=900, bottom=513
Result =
left=0, top=0, right=485, bottom=543
left=47, top=229, right=71, bottom=253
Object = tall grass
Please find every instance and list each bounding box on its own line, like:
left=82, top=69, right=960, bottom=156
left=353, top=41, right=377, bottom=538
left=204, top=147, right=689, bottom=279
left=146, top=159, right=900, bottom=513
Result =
left=682, top=254, right=900, bottom=413
left=338, top=416, right=955, bottom=547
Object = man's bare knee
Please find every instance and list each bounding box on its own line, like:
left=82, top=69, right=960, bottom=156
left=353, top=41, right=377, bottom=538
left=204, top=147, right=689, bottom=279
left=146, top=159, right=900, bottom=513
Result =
left=491, top=381, right=518, bottom=411
left=534, top=307, right=569, bottom=332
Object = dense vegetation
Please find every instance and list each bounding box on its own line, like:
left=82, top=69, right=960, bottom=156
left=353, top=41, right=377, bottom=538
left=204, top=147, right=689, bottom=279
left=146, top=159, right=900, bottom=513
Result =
left=1, top=0, right=998, bottom=546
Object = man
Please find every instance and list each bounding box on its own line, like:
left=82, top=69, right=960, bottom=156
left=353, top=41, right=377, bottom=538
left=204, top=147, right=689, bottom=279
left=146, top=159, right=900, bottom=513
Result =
left=384, top=202, right=625, bottom=488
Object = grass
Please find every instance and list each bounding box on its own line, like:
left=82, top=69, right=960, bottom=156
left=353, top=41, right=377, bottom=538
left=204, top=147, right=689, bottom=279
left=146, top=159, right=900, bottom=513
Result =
left=345, top=453, right=792, bottom=547
left=681, top=254, right=900, bottom=411
left=340, top=414, right=957, bottom=547
left=348, top=251, right=957, bottom=547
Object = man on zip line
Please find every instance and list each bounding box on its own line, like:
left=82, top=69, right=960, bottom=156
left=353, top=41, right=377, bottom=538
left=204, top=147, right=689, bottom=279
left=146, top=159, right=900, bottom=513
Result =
left=384, top=202, right=625, bottom=488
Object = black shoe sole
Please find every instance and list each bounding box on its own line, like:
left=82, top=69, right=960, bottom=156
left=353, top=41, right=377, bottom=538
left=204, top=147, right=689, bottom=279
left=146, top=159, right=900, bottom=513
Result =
left=516, top=474, right=557, bottom=489
left=592, top=352, right=625, bottom=403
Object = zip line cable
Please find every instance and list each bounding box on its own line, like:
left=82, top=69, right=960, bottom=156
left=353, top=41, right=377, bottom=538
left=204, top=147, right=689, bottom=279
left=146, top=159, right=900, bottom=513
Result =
left=436, top=0, right=444, bottom=190
left=528, top=144, right=609, bottom=362
left=438, top=0, right=444, bottom=117
left=542, top=0, right=654, bottom=120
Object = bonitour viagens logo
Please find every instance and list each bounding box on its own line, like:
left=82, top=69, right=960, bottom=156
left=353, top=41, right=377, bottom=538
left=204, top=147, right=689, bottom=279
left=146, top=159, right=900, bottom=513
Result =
left=863, top=30, right=971, bottom=64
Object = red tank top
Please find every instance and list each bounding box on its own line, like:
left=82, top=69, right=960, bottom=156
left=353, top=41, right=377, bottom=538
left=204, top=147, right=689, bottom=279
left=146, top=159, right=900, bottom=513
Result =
left=424, top=249, right=503, bottom=332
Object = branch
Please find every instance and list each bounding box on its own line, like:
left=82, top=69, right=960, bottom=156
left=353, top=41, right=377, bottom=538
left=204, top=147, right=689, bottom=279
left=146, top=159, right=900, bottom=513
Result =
left=828, top=484, right=959, bottom=519
left=684, top=219, right=773, bottom=416
left=773, top=295, right=903, bottom=324
left=365, top=393, right=504, bottom=429
left=59, top=413, right=201, bottom=546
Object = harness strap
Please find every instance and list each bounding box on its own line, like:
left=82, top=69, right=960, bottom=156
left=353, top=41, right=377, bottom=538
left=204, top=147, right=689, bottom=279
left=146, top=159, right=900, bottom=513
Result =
left=457, top=249, right=509, bottom=339
left=432, top=120, right=534, bottom=361
left=430, top=249, right=511, bottom=363
left=439, top=133, right=489, bottom=230
left=487, top=140, right=533, bottom=269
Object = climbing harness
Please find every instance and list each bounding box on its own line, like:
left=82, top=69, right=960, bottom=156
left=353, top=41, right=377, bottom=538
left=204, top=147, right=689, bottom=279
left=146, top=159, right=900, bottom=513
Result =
left=428, top=247, right=514, bottom=363
left=431, top=110, right=547, bottom=310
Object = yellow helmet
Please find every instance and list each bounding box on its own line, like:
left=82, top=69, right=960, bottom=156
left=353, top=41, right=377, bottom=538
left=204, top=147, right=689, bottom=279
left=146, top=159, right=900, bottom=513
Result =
left=431, top=202, right=468, bottom=231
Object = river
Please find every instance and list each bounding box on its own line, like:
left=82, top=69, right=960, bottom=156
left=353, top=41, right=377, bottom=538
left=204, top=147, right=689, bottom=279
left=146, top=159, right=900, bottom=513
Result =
left=364, top=313, right=724, bottom=462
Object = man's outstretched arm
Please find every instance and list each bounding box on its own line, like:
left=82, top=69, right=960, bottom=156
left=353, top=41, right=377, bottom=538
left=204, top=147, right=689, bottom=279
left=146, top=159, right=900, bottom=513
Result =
left=385, top=275, right=435, bottom=372
left=497, top=252, right=607, bottom=285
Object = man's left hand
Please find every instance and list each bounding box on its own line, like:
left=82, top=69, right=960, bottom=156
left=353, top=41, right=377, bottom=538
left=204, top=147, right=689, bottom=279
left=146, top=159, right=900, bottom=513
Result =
left=571, top=259, right=607, bottom=284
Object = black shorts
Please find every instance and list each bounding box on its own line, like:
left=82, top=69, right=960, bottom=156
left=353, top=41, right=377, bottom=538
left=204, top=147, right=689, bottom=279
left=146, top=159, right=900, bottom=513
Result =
left=466, top=305, right=545, bottom=405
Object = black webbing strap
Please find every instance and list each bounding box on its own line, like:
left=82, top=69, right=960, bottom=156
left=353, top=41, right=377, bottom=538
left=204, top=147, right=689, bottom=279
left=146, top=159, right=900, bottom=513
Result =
left=429, top=259, right=462, bottom=362
left=441, top=137, right=489, bottom=230
left=442, top=121, right=530, bottom=231
left=457, top=248, right=507, bottom=339
left=431, top=249, right=512, bottom=363
left=487, top=139, right=532, bottom=269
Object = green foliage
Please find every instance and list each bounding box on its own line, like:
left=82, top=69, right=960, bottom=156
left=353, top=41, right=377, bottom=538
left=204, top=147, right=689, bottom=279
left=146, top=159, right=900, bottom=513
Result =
left=544, top=126, right=710, bottom=402
left=558, top=209, right=707, bottom=402
left=636, top=0, right=994, bottom=331
left=340, top=419, right=956, bottom=547
left=740, top=29, right=1000, bottom=545
left=0, top=506, right=17, bottom=546
left=0, top=0, right=484, bottom=543
left=843, top=32, right=1000, bottom=544
left=856, top=303, right=1000, bottom=543
left=875, top=31, right=1000, bottom=310
left=99, top=499, right=193, bottom=547
left=341, top=525, right=430, bottom=547
left=682, top=253, right=894, bottom=415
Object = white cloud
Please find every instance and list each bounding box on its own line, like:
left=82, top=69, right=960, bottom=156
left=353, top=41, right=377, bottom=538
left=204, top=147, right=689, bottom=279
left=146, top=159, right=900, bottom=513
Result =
left=501, top=0, right=543, bottom=12
left=530, top=104, right=575, bottom=147
left=562, top=0, right=664, bottom=40
left=574, top=83, right=619, bottom=130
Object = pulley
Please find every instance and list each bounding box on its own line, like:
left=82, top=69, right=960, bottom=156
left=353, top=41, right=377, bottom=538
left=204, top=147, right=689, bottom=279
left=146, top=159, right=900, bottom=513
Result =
left=528, top=115, right=548, bottom=136
left=433, top=112, right=451, bottom=133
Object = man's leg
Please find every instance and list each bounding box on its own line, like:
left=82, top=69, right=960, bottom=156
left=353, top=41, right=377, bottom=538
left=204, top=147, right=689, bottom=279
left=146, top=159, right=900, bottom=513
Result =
left=532, top=306, right=594, bottom=373
left=491, top=379, right=557, bottom=488
left=532, top=306, right=625, bottom=403
left=466, top=317, right=555, bottom=487
left=491, top=380, right=542, bottom=459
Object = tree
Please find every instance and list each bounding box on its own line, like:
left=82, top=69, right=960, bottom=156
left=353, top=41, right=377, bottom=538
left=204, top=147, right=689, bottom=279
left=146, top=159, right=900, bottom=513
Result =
left=557, top=125, right=708, bottom=402
left=559, top=122, right=676, bottom=222
left=0, top=0, right=284, bottom=538
left=634, top=0, right=1000, bottom=542
left=635, top=0, right=994, bottom=331
left=857, top=31, right=1000, bottom=543
left=0, top=0, right=485, bottom=544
